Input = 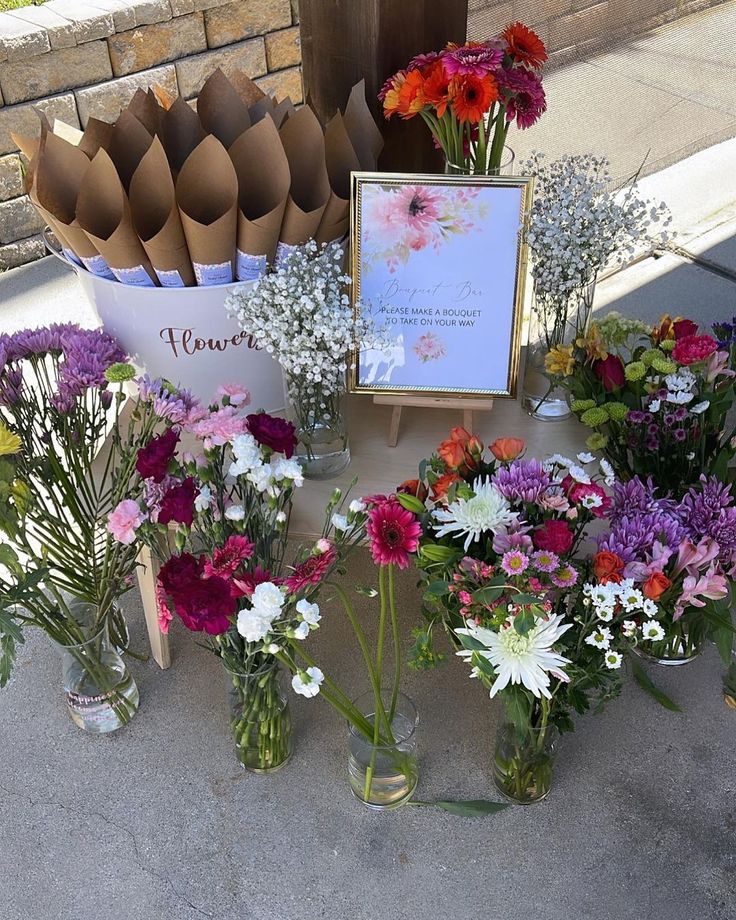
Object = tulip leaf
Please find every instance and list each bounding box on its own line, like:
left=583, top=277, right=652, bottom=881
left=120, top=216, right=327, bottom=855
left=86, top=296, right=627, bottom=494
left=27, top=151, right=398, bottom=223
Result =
left=632, top=660, right=682, bottom=712
left=410, top=799, right=510, bottom=817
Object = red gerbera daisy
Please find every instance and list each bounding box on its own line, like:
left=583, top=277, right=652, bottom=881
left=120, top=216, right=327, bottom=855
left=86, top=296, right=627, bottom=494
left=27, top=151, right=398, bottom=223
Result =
left=366, top=499, right=422, bottom=570
left=450, top=72, right=498, bottom=124
left=502, top=21, right=548, bottom=69
left=204, top=534, right=255, bottom=579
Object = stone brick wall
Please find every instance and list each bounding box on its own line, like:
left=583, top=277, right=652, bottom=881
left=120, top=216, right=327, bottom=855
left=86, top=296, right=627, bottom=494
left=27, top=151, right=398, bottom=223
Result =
left=468, top=0, right=729, bottom=68
left=0, top=0, right=301, bottom=269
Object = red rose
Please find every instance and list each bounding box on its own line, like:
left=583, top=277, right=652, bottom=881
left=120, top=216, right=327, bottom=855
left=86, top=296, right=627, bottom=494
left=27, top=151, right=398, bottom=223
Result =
left=174, top=575, right=235, bottom=635
left=671, top=334, right=718, bottom=366
left=533, top=520, right=574, bottom=555
left=247, top=412, right=297, bottom=458
left=643, top=571, right=671, bottom=600
left=158, top=552, right=203, bottom=596
left=593, top=551, right=625, bottom=584
left=159, top=477, right=196, bottom=527
left=593, top=354, right=625, bottom=391
left=136, top=428, right=179, bottom=482
left=673, top=318, right=698, bottom=340
left=431, top=471, right=462, bottom=503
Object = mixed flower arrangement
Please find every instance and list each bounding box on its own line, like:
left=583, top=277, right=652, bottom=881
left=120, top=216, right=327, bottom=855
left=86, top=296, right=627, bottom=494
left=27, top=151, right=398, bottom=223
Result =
left=380, top=22, right=548, bottom=173
left=547, top=312, right=736, bottom=493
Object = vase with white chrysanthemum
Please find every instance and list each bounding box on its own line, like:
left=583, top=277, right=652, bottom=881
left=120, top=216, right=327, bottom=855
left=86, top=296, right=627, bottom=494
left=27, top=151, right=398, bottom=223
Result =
left=493, top=702, right=559, bottom=804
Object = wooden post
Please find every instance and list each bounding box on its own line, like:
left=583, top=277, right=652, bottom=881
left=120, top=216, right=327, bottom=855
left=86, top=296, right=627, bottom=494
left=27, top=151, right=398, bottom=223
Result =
left=136, top=544, right=171, bottom=670
left=299, top=0, right=469, bottom=172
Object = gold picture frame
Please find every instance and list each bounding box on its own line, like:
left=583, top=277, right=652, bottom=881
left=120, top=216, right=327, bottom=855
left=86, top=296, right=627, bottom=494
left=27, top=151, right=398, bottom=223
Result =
left=349, top=171, right=532, bottom=399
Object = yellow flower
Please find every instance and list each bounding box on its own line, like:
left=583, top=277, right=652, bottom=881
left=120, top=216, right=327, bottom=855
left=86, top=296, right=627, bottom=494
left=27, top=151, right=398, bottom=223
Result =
left=545, top=345, right=575, bottom=377
left=0, top=423, right=21, bottom=457
left=576, top=324, right=608, bottom=362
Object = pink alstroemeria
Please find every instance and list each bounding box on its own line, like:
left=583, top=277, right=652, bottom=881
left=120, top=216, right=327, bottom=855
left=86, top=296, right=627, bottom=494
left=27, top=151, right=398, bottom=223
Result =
left=624, top=541, right=673, bottom=581
left=674, top=567, right=729, bottom=620
left=673, top=537, right=720, bottom=578
left=705, top=349, right=736, bottom=384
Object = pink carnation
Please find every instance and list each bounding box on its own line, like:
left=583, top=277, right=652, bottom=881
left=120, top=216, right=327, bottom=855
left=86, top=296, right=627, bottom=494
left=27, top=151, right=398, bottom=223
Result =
left=107, top=499, right=145, bottom=545
left=189, top=406, right=249, bottom=448
left=215, top=383, right=251, bottom=406
left=672, top=334, right=718, bottom=365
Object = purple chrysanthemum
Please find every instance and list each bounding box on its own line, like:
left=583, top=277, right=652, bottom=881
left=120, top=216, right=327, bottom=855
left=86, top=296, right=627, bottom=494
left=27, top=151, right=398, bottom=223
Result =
left=679, top=476, right=736, bottom=556
left=492, top=458, right=551, bottom=504
left=137, top=375, right=205, bottom=426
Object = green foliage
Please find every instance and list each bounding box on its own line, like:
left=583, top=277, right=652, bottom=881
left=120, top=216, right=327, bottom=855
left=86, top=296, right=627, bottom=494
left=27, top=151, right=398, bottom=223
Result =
left=631, top=660, right=682, bottom=712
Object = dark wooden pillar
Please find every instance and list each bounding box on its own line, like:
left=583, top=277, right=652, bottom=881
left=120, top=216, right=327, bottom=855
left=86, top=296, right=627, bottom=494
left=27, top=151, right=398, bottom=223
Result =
left=299, top=0, right=468, bottom=173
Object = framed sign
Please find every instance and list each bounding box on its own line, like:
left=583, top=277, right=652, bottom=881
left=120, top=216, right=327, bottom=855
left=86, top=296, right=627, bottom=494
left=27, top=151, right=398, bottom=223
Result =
left=349, top=172, right=532, bottom=398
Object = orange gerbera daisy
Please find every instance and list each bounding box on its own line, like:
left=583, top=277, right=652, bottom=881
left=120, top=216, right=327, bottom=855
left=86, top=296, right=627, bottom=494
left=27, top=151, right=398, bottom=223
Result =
left=502, top=21, right=548, bottom=69
left=422, top=59, right=451, bottom=117
left=396, top=68, right=426, bottom=118
left=450, top=73, right=497, bottom=124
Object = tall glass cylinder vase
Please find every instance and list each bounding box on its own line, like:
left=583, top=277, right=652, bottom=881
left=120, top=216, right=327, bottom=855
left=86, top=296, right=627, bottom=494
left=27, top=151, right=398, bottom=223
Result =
left=226, top=661, right=293, bottom=773
left=522, top=304, right=573, bottom=422
left=283, top=371, right=350, bottom=480
left=57, top=607, right=139, bottom=733
left=445, top=145, right=515, bottom=176
left=493, top=715, right=559, bottom=804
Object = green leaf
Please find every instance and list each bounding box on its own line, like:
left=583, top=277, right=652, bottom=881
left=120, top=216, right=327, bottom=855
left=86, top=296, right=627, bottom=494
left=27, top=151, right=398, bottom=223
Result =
left=426, top=579, right=449, bottom=597
left=472, top=585, right=504, bottom=605
left=632, top=660, right=682, bottom=713
left=504, top=687, right=531, bottom=730
left=395, top=492, right=426, bottom=514
left=514, top=610, right=535, bottom=636
left=430, top=799, right=510, bottom=817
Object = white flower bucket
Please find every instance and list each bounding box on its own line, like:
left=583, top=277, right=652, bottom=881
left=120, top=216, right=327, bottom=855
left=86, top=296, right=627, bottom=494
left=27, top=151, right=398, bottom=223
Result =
left=45, top=231, right=283, bottom=409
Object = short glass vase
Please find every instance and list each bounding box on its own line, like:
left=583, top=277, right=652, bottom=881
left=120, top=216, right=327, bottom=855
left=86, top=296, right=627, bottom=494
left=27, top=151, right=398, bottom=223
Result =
left=57, top=612, right=139, bottom=733
left=634, top=624, right=705, bottom=666
left=284, top=372, right=350, bottom=480
left=227, top=661, right=293, bottom=773
left=493, top=719, right=559, bottom=805
left=347, top=690, right=418, bottom=811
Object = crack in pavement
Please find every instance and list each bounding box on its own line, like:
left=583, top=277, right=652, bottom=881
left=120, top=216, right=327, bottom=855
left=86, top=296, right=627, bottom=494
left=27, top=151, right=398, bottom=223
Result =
left=0, top=783, right=214, bottom=919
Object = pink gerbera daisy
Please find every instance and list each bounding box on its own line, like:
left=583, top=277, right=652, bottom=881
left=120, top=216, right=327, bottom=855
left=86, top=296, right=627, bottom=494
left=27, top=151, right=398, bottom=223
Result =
left=366, top=499, right=421, bottom=569
left=285, top=542, right=338, bottom=593
left=393, top=185, right=444, bottom=231
left=442, top=41, right=504, bottom=78
left=499, top=67, right=546, bottom=129
left=501, top=550, right=530, bottom=576
left=204, top=535, right=255, bottom=579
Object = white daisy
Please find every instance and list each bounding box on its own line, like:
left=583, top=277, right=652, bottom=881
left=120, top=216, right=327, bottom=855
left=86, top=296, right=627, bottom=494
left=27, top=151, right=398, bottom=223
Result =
left=619, top=587, right=644, bottom=611
left=585, top=627, right=613, bottom=650
left=567, top=464, right=591, bottom=484
left=642, top=620, right=665, bottom=641
left=641, top=598, right=658, bottom=617
left=604, top=650, right=623, bottom=669
left=665, top=390, right=694, bottom=405
left=599, top=458, right=615, bottom=487
left=433, top=478, right=519, bottom=551
left=577, top=452, right=595, bottom=464
left=690, top=400, right=710, bottom=414
left=596, top=605, right=615, bottom=623
left=455, top=614, right=572, bottom=700
left=581, top=493, right=603, bottom=510
left=622, top=620, right=638, bottom=637
left=648, top=398, right=661, bottom=413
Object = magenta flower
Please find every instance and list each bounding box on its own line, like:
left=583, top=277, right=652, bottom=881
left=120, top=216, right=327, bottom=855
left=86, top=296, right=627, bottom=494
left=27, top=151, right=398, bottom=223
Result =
left=285, top=542, right=338, bottom=593
left=204, top=535, right=255, bottom=578
left=501, top=549, right=529, bottom=576
left=499, top=67, right=546, bottom=129
left=366, top=499, right=421, bottom=569
left=158, top=478, right=196, bottom=527
left=442, top=42, right=503, bottom=78
left=107, top=499, right=146, bottom=545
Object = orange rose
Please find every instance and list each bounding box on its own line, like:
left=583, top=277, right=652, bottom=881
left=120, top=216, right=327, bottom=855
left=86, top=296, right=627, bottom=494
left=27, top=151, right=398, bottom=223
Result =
left=593, top=551, right=625, bottom=585
left=397, top=479, right=428, bottom=503
left=431, top=472, right=461, bottom=503
left=490, top=437, right=525, bottom=461
left=438, top=438, right=466, bottom=470
left=448, top=426, right=472, bottom=444
left=643, top=571, right=671, bottom=600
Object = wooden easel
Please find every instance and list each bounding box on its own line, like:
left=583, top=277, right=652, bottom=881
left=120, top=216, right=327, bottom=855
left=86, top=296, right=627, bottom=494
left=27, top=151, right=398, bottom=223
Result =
left=373, top=394, right=495, bottom=447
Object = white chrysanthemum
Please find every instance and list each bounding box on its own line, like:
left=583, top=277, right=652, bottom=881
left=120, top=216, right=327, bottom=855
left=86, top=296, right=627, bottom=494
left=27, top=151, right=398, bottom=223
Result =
left=292, top=667, right=324, bottom=698
left=455, top=614, right=572, bottom=700
left=622, top=620, right=637, bottom=637
left=581, top=492, right=603, bottom=509
left=665, top=369, right=696, bottom=392
left=642, top=620, right=665, bottom=641
left=577, top=452, right=595, bottom=464
left=596, top=604, right=615, bottom=623
left=665, top=390, right=694, bottom=405
left=433, top=478, right=518, bottom=551
left=641, top=598, right=658, bottom=617
left=690, top=400, right=710, bottom=414
left=544, top=454, right=575, bottom=471
left=648, top=399, right=661, bottom=413
left=585, top=627, right=613, bottom=650
left=618, top=586, right=644, bottom=611
left=567, top=464, right=591, bottom=484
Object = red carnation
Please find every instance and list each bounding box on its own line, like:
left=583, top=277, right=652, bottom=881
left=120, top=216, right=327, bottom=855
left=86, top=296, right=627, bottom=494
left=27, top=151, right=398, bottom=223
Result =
left=158, top=552, right=203, bottom=597
left=593, top=354, right=625, bottom=391
left=136, top=428, right=179, bottom=482
left=247, top=412, right=297, bottom=458
left=174, top=575, right=235, bottom=635
left=533, top=519, right=573, bottom=555
left=158, top=477, right=196, bottom=527
left=671, top=334, right=718, bottom=365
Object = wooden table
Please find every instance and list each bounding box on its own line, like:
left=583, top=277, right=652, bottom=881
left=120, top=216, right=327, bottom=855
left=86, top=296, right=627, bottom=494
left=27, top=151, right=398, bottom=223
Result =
left=139, top=392, right=588, bottom=668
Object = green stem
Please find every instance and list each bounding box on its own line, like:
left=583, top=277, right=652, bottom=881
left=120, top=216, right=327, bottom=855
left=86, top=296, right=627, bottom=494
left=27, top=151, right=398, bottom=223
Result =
left=388, top=563, right=401, bottom=723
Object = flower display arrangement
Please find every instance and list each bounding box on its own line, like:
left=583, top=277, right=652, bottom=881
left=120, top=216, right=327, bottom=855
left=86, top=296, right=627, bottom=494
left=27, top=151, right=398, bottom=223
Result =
left=0, top=325, right=162, bottom=731
left=523, top=154, right=670, bottom=420
left=547, top=312, right=736, bottom=493
left=380, top=22, right=548, bottom=174
left=400, top=429, right=630, bottom=802
left=589, top=476, right=735, bottom=665
left=226, top=240, right=382, bottom=480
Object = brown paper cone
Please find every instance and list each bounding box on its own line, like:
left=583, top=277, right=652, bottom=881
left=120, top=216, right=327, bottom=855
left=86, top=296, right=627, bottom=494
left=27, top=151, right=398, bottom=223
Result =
left=228, top=115, right=290, bottom=279
left=76, top=148, right=158, bottom=286
left=108, top=110, right=153, bottom=192
left=130, top=136, right=195, bottom=287
left=249, top=95, right=275, bottom=125
left=197, top=68, right=251, bottom=149
left=32, top=131, right=109, bottom=268
left=315, top=111, right=360, bottom=245
left=126, top=87, right=162, bottom=137
left=78, top=117, right=114, bottom=158
left=229, top=69, right=267, bottom=108
left=10, top=131, right=40, bottom=161
left=271, top=97, right=295, bottom=130
left=343, top=79, right=384, bottom=170
left=176, top=135, right=237, bottom=285
left=278, top=106, right=330, bottom=256
left=162, top=96, right=206, bottom=175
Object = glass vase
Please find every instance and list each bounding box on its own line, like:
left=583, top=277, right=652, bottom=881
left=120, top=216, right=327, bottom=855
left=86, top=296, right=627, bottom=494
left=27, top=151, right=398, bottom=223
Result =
left=493, top=718, right=559, bottom=804
left=522, top=304, right=573, bottom=421
left=226, top=661, right=293, bottom=773
left=347, top=690, right=418, bottom=810
left=635, top=620, right=706, bottom=666
left=445, top=145, right=515, bottom=176
left=57, top=612, right=139, bottom=733
left=283, top=371, right=350, bottom=480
